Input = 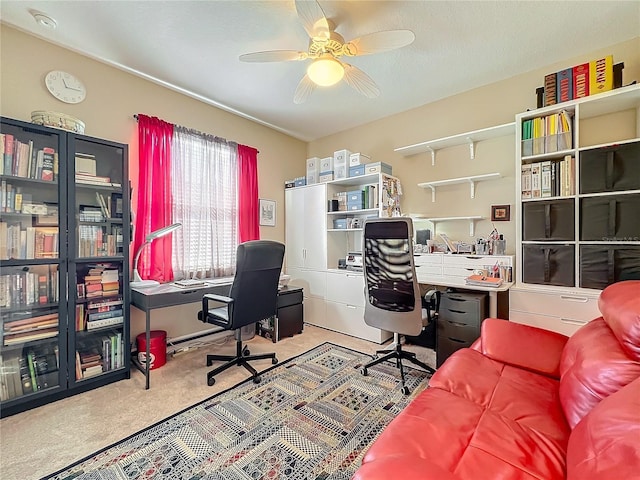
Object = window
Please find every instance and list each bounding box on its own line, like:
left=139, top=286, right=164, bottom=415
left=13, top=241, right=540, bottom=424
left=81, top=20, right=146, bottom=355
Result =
left=170, top=126, right=238, bottom=279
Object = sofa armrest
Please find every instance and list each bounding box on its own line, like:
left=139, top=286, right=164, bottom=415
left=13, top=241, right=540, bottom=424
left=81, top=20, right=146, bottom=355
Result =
left=480, top=318, right=569, bottom=379
left=352, top=457, right=457, bottom=480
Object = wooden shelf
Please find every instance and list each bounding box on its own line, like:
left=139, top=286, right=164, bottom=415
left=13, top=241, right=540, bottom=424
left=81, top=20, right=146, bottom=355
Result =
left=395, top=122, right=515, bottom=164
left=424, top=216, right=484, bottom=236
left=418, top=173, right=501, bottom=202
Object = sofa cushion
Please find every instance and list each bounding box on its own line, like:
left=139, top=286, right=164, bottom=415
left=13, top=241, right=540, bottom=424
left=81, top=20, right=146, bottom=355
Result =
left=598, top=280, right=640, bottom=361
left=566, top=377, right=640, bottom=480
left=559, top=317, right=640, bottom=429
left=364, top=349, right=570, bottom=479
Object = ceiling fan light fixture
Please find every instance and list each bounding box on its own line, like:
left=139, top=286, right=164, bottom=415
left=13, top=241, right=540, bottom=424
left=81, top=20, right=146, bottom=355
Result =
left=307, top=55, right=344, bottom=87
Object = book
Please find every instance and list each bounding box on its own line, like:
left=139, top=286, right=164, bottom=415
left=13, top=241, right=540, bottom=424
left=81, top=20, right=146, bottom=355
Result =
left=531, top=163, right=541, bottom=198
left=541, top=161, right=552, bottom=198
left=40, top=148, right=55, bottom=181
left=544, top=73, right=557, bottom=106
left=556, top=68, right=573, bottom=103
left=589, top=55, right=613, bottom=95
left=521, top=164, right=532, bottom=199
left=465, top=275, right=503, bottom=288
left=3, top=134, right=14, bottom=176
left=573, top=63, right=590, bottom=99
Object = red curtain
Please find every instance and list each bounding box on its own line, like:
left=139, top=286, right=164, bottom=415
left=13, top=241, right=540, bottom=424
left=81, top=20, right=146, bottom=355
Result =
left=134, top=114, right=175, bottom=282
left=238, top=144, right=260, bottom=242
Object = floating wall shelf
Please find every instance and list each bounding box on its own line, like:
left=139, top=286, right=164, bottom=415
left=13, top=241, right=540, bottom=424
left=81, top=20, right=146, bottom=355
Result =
left=395, top=122, right=515, bottom=165
left=418, top=172, right=501, bottom=202
left=425, top=216, right=485, bottom=236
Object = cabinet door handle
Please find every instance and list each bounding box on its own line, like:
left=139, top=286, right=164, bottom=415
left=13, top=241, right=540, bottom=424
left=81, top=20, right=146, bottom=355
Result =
left=448, top=337, right=467, bottom=344
left=560, top=318, right=587, bottom=325
left=447, top=309, right=466, bottom=314
left=447, top=320, right=467, bottom=327
left=346, top=305, right=357, bottom=309
left=560, top=295, right=588, bottom=303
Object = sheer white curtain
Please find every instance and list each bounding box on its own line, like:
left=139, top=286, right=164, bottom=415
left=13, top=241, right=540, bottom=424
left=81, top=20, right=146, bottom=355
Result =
left=171, top=126, right=238, bottom=279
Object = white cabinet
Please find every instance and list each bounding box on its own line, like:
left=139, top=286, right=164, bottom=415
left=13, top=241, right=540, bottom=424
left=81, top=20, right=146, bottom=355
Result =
left=512, top=84, right=640, bottom=332
left=324, top=270, right=391, bottom=344
left=285, top=183, right=327, bottom=270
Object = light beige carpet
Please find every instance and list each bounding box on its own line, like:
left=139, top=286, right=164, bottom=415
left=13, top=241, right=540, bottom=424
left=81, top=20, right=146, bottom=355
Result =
left=0, top=325, right=435, bottom=480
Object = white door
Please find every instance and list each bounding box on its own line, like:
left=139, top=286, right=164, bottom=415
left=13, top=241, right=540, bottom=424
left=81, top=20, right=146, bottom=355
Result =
left=285, top=188, right=305, bottom=269
left=302, top=184, right=327, bottom=270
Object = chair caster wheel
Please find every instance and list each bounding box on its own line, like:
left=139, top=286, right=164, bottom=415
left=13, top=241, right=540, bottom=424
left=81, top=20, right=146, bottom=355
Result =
left=401, top=386, right=409, bottom=395
left=208, top=377, right=216, bottom=386
left=243, top=347, right=250, bottom=356
left=253, top=376, right=261, bottom=384
left=361, top=368, right=368, bottom=376
left=272, top=357, right=278, bottom=365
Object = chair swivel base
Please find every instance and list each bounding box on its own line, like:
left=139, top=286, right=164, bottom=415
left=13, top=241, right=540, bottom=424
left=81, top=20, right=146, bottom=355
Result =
left=361, top=343, right=435, bottom=395
left=206, top=339, right=278, bottom=386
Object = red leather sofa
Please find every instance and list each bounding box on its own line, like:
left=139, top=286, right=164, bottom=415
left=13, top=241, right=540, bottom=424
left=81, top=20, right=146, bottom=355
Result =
left=353, top=280, right=640, bottom=480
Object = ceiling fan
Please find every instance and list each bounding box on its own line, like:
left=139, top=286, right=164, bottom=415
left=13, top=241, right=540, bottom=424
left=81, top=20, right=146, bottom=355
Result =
left=239, top=0, right=415, bottom=104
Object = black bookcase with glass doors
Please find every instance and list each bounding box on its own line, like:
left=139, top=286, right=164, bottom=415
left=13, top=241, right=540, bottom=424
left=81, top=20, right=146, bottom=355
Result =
left=0, top=116, right=130, bottom=418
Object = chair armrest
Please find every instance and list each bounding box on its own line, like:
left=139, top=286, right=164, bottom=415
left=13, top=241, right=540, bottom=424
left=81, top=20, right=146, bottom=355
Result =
left=200, top=293, right=234, bottom=324
left=480, top=318, right=569, bottom=379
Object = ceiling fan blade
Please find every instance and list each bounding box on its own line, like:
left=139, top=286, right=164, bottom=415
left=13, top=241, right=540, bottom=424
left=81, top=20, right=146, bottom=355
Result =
left=294, top=75, right=316, bottom=104
left=342, top=63, right=380, bottom=99
left=239, top=50, right=308, bottom=62
left=343, top=30, right=415, bottom=56
left=295, top=0, right=330, bottom=41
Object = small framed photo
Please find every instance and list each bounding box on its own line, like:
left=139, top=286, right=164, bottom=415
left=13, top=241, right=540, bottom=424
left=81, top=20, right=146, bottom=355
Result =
left=259, top=199, right=276, bottom=227
left=491, top=204, right=511, bottom=222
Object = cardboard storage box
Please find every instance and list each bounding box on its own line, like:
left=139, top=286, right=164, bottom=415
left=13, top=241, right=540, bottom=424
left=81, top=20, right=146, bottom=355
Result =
left=294, top=177, right=306, bottom=187
left=333, top=218, right=347, bottom=229
left=333, top=149, right=352, bottom=165
left=349, top=165, right=366, bottom=177
left=306, top=157, right=320, bottom=185
left=284, top=179, right=296, bottom=189
left=306, top=171, right=318, bottom=185
left=364, top=161, right=392, bottom=175
left=320, top=156, right=334, bottom=172
left=319, top=171, right=334, bottom=182
left=349, top=153, right=370, bottom=167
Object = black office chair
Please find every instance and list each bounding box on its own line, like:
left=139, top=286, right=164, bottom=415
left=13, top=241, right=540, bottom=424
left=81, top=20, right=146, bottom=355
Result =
left=199, top=240, right=285, bottom=386
left=361, top=218, right=436, bottom=394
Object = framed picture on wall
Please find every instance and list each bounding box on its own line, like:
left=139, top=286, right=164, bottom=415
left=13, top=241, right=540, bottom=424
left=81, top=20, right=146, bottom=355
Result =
left=491, top=204, right=511, bottom=222
left=259, top=199, right=276, bottom=227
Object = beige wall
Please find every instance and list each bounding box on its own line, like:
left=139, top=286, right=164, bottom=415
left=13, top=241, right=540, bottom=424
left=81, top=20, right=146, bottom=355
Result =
left=307, top=37, right=640, bottom=253
left=0, top=25, right=306, bottom=340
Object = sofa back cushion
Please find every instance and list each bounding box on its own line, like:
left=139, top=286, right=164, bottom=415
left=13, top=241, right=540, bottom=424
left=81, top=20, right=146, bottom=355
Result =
left=559, top=281, right=640, bottom=428
left=566, top=377, right=640, bottom=480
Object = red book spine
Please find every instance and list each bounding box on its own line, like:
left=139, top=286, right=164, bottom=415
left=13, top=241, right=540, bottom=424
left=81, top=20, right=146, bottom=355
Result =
left=573, top=63, right=590, bottom=99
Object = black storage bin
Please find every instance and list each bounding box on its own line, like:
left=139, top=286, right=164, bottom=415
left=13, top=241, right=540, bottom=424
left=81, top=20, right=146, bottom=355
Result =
left=523, top=199, right=575, bottom=241
left=523, top=244, right=575, bottom=286
left=580, top=142, right=640, bottom=194
left=580, top=246, right=640, bottom=290
left=580, top=194, right=640, bottom=241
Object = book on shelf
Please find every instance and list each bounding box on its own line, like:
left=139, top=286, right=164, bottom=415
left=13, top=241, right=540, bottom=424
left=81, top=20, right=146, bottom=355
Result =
left=74, top=153, right=96, bottom=177
left=541, top=161, right=552, bottom=198
left=521, top=164, right=532, bottom=199
left=573, top=63, right=590, bottom=99
left=86, top=315, right=124, bottom=330
left=556, top=68, right=573, bottom=103
left=465, top=275, right=503, bottom=288
left=531, top=163, right=541, bottom=198
left=589, top=55, right=613, bottom=95
left=544, top=72, right=557, bottom=106
left=40, top=148, right=55, bottom=181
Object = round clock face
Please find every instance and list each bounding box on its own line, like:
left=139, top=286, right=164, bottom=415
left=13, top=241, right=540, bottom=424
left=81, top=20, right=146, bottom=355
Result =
left=45, top=70, right=86, bottom=104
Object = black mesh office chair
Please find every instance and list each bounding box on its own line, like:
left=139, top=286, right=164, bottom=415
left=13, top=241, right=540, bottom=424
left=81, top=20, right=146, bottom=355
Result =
left=199, top=240, right=285, bottom=386
left=361, top=218, right=436, bottom=394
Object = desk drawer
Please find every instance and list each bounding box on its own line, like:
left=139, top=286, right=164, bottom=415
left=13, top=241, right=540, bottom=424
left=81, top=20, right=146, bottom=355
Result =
left=443, top=255, right=512, bottom=267
left=439, top=307, right=481, bottom=328
left=509, top=287, right=599, bottom=322
left=326, top=271, right=365, bottom=307
left=438, top=319, right=479, bottom=343
left=277, top=288, right=303, bottom=308
left=509, top=310, right=586, bottom=337
left=414, top=254, right=444, bottom=266
left=437, top=335, right=473, bottom=368
left=415, top=264, right=443, bottom=276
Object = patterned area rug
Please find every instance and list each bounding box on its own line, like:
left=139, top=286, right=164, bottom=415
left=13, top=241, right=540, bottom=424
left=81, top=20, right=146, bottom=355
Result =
left=45, top=342, right=432, bottom=480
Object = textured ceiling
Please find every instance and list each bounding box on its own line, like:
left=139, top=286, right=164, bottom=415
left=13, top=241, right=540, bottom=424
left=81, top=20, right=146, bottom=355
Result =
left=1, top=1, right=639, bottom=141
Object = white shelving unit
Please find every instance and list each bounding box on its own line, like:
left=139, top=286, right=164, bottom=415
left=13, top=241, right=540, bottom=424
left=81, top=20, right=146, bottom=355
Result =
left=395, top=122, right=515, bottom=164
left=418, top=173, right=501, bottom=202
left=422, top=216, right=485, bottom=236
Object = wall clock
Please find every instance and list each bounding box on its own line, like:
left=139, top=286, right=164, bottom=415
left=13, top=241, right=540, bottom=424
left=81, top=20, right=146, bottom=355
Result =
left=45, top=70, right=86, bottom=104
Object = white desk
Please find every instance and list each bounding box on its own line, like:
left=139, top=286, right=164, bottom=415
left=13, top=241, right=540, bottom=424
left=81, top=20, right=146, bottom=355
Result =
left=414, top=253, right=514, bottom=317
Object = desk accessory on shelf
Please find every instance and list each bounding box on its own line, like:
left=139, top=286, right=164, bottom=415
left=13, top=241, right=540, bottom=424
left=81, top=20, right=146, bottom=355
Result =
left=131, top=223, right=182, bottom=288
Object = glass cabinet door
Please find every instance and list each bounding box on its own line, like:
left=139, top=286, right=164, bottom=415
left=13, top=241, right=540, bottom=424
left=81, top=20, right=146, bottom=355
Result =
left=69, top=135, right=129, bottom=384
left=0, top=119, right=67, bottom=404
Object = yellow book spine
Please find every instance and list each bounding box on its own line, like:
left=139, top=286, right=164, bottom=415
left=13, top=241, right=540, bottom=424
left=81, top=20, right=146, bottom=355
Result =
left=589, top=55, right=613, bottom=95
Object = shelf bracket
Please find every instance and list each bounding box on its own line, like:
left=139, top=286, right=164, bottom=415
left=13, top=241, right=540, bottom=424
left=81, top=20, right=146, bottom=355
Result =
left=468, top=179, right=476, bottom=198
left=427, top=185, right=436, bottom=202
left=469, top=219, right=477, bottom=236
left=426, top=146, right=435, bottom=166
left=466, top=137, right=476, bottom=160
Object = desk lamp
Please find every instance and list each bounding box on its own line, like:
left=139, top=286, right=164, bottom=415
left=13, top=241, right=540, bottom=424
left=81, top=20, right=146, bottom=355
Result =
left=130, top=223, right=182, bottom=288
